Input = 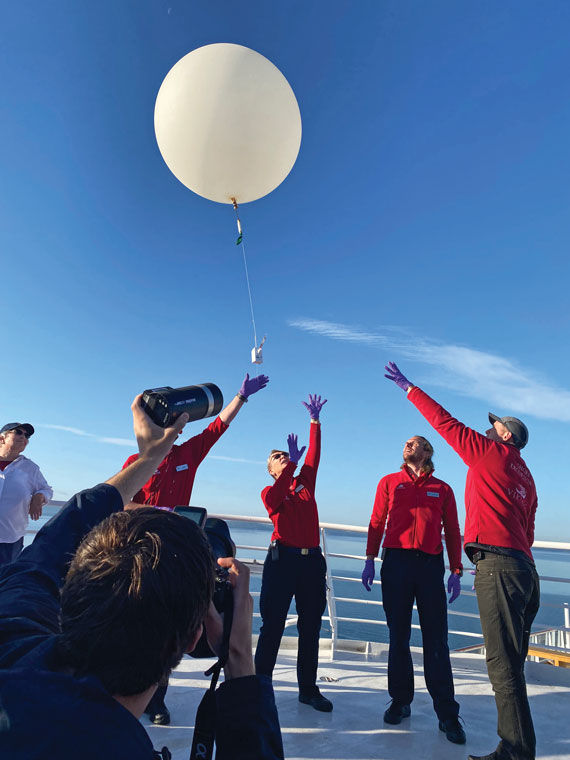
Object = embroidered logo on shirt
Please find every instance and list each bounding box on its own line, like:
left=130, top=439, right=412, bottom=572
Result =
left=176, top=464, right=189, bottom=472
left=508, top=483, right=527, bottom=503
left=426, top=491, right=440, bottom=497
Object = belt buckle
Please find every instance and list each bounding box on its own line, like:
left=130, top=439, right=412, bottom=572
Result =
left=301, top=548, right=309, bottom=556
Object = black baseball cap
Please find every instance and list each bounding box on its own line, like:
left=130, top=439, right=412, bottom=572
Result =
left=488, top=413, right=528, bottom=449
left=0, top=422, right=35, bottom=437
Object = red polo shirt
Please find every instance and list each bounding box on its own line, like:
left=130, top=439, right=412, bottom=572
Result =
left=123, top=416, right=228, bottom=507
left=366, top=465, right=463, bottom=571
left=262, top=421, right=321, bottom=548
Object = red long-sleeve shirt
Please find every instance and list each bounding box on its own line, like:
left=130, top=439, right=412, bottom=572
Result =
left=366, top=466, right=463, bottom=571
left=407, top=387, right=537, bottom=560
left=261, top=421, right=321, bottom=548
left=122, top=416, right=228, bottom=507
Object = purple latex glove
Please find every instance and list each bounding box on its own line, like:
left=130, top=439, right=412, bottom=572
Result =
left=361, top=559, right=375, bottom=592
left=447, top=573, right=461, bottom=604
left=302, top=394, right=328, bottom=420
left=384, top=361, right=413, bottom=392
left=239, top=373, right=269, bottom=399
left=287, top=433, right=306, bottom=465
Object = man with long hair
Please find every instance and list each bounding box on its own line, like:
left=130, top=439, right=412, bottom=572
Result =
left=361, top=434, right=465, bottom=744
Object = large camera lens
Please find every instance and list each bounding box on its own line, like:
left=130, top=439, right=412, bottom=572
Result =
left=141, top=384, right=223, bottom=427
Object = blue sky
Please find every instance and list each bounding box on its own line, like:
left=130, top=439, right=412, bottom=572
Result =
left=2, top=1, right=570, bottom=540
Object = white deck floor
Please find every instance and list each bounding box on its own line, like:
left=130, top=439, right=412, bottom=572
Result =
left=144, top=644, right=570, bottom=759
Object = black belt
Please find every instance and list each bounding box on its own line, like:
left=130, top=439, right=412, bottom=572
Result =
left=274, top=543, right=321, bottom=556
left=471, top=548, right=535, bottom=568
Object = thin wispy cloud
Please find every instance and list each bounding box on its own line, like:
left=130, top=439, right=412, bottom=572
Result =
left=289, top=318, right=570, bottom=422
left=210, top=455, right=266, bottom=465
left=41, top=424, right=134, bottom=447
left=39, top=425, right=263, bottom=461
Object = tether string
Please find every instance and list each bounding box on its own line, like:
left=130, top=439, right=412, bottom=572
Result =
left=232, top=199, right=258, bottom=350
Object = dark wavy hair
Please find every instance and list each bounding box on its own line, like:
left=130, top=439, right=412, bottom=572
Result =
left=57, top=508, right=214, bottom=696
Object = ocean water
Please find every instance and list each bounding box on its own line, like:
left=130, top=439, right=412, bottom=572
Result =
left=26, top=508, right=569, bottom=651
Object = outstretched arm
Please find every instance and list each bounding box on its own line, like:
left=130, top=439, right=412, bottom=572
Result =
left=300, top=394, right=326, bottom=482
left=106, top=396, right=189, bottom=505
left=385, top=361, right=492, bottom=466
left=219, top=373, right=269, bottom=425
left=0, top=398, right=189, bottom=647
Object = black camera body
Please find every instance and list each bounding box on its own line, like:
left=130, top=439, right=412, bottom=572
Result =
left=141, top=384, right=223, bottom=428
left=204, top=518, right=236, bottom=616
left=175, top=513, right=236, bottom=659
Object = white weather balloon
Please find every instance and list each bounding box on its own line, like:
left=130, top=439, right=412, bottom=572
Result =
left=154, top=43, right=302, bottom=204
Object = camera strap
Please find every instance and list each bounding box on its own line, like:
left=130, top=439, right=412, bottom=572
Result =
left=189, top=595, right=234, bottom=760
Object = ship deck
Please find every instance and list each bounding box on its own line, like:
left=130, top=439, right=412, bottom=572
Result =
left=145, top=642, right=570, bottom=759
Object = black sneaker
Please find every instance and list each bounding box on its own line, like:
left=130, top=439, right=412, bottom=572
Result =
left=383, top=701, right=411, bottom=725
left=145, top=701, right=171, bottom=725
left=439, top=717, right=466, bottom=744
left=299, top=688, right=333, bottom=712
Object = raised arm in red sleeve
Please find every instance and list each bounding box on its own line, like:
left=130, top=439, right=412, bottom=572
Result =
left=299, top=421, right=321, bottom=493
left=365, top=477, right=390, bottom=557
left=407, top=387, right=492, bottom=467
left=441, top=486, right=463, bottom=571
left=180, top=415, right=228, bottom=466
left=262, top=461, right=296, bottom=516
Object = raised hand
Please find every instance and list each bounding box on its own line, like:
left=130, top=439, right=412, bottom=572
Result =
left=361, top=559, right=375, bottom=592
left=384, top=361, right=413, bottom=392
left=132, top=394, right=189, bottom=462
left=447, top=572, right=461, bottom=604
left=239, top=373, right=269, bottom=399
left=302, top=394, right=328, bottom=421
left=287, top=433, right=306, bottom=465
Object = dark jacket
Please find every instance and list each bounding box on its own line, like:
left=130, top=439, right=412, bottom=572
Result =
left=0, top=484, right=283, bottom=759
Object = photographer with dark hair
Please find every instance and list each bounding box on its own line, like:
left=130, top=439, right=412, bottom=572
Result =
left=0, top=396, right=283, bottom=760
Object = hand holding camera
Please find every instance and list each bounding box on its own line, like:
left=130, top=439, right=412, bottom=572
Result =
left=205, top=557, right=254, bottom=680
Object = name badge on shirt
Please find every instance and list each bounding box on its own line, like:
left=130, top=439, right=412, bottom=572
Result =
left=295, top=484, right=305, bottom=493
left=176, top=464, right=188, bottom=472
left=426, top=491, right=440, bottom=497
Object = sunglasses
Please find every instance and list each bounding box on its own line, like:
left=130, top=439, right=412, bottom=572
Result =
left=270, top=452, right=288, bottom=460
left=11, top=428, right=30, bottom=438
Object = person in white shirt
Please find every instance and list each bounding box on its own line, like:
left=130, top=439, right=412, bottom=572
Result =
left=0, top=422, right=53, bottom=565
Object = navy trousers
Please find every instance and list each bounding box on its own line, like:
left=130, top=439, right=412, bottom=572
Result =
left=381, top=548, right=459, bottom=720
left=255, top=547, right=327, bottom=693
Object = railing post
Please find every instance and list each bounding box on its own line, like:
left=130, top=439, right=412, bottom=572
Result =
left=321, top=527, right=338, bottom=661
left=564, top=603, right=570, bottom=650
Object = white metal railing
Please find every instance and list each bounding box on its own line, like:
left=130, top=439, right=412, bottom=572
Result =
left=34, top=505, right=570, bottom=660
